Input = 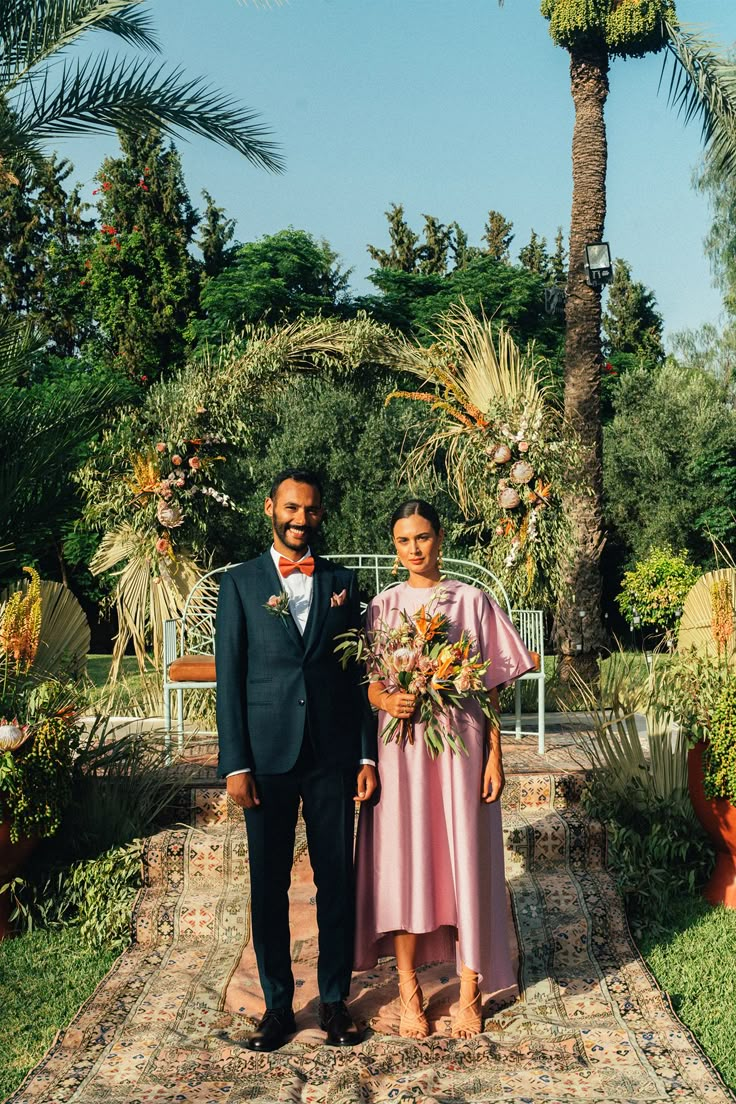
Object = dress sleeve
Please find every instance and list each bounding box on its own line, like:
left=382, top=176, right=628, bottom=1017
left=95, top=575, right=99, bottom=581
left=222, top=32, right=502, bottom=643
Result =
left=477, top=593, right=536, bottom=691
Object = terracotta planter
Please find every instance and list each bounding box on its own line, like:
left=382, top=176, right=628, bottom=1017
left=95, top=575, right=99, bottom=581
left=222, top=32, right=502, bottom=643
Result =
left=0, top=820, right=36, bottom=940
left=688, top=741, right=736, bottom=908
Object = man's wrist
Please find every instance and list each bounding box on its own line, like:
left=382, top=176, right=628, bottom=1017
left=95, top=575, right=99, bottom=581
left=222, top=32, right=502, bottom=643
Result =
left=227, top=768, right=251, bottom=776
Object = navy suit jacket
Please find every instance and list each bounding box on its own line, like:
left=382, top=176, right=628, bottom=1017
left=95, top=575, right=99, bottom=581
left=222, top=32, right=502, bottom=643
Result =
left=215, top=552, right=377, bottom=776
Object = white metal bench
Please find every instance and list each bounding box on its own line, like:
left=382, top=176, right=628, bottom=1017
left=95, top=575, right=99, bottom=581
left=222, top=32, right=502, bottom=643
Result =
left=163, top=555, right=546, bottom=754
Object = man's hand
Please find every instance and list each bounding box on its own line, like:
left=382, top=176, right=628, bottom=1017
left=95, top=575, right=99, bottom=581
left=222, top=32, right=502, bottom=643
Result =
left=481, top=752, right=505, bottom=804
left=227, top=772, right=260, bottom=809
left=355, top=764, right=378, bottom=803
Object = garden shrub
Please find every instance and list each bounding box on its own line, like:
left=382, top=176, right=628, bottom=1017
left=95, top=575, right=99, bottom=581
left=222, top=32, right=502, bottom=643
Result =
left=616, top=545, right=699, bottom=645
left=583, top=777, right=713, bottom=936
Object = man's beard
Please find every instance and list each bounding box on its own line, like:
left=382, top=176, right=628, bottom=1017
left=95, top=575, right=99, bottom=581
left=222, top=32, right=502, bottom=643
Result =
left=274, top=516, right=316, bottom=553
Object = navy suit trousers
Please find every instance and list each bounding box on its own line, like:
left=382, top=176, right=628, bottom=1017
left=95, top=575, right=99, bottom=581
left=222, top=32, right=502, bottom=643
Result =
left=243, top=737, right=356, bottom=1010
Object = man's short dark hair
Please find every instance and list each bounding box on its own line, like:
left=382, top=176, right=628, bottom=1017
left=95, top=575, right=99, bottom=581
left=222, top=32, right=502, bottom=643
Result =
left=269, top=468, right=324, bottom=505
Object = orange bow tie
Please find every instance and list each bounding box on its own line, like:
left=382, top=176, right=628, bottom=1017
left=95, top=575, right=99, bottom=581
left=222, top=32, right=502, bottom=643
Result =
left=279, top=555, right=315, bottom=578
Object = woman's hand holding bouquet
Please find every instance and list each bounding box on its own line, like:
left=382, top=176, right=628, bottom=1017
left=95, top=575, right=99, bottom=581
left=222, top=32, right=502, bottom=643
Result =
left=336, top=599, right=497, bottom=758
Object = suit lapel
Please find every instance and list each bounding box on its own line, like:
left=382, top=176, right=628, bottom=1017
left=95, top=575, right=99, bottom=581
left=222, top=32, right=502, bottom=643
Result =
left=257, top=551, right=304, bottom=652
left=302, top=558, right=332, bottom=656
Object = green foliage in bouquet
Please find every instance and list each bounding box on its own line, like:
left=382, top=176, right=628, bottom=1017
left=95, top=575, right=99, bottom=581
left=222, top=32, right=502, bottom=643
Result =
left=616, top=545, right=699, bottom=645
left=386, top=302, right=580, bottom=609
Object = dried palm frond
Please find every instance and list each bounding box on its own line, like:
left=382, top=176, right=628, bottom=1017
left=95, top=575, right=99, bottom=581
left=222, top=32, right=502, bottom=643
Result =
left=570, top=649, right=687, bottom=803
left=678, top=567, right=736, bottom=656
left=385, top=302, right=576, bottom=607
left=91, top=525, right=201, bottom=679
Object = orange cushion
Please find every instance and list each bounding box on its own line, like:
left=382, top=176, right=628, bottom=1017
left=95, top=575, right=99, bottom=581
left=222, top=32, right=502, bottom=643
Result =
left=528, top=650, right=541, bottom=672
left=168, top=654, right=216, bottom=682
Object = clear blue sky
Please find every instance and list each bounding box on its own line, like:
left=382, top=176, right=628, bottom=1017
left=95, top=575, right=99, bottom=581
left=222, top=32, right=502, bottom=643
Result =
left=56, top=0, right=736, bottom=344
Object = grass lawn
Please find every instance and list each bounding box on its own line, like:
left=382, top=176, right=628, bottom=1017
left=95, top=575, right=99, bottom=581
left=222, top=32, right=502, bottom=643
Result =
left=85, top=654, right=159, bottom=716
left=639, top=895, right=736, bottom=1092
left=0, top=928, right=116, bottom=1099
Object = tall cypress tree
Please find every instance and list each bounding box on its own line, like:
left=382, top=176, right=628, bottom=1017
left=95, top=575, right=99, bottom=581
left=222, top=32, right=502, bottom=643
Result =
left=84, top=130, right=199, bottom=383
left=482, top=210, right=514, bottom=262
left=0, top=156, right=94, bottom=361
left=198, top=189, right=237, bottom=279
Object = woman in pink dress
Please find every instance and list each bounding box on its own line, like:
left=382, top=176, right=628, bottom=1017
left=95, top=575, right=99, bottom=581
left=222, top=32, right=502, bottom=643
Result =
left=354, top=499, right=534, bottom=1039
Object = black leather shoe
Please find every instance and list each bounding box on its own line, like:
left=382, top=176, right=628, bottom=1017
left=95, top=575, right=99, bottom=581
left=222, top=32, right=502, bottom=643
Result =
left=318, top=1000, right=363, bottom=1047
left=244, top=1008, right=296, bottom=1052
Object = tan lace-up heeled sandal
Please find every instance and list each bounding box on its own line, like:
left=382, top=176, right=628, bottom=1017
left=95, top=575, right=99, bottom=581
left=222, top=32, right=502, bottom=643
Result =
left=451, top=967, right=483, bottom=1038
left=397, top=968, right=429, bottom=1039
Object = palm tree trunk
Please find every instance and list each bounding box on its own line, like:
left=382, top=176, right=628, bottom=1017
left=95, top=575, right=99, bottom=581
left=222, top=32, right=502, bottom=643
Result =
left=557, top=44, right=610, bottom=684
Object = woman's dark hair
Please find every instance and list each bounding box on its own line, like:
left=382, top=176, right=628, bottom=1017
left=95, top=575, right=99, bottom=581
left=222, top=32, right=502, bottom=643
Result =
left=390, top=499, right=442, bottom=535
left=269, top=468, right=323, bottom=504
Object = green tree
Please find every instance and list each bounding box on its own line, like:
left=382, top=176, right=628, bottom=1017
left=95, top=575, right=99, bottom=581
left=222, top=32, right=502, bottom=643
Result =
left=0, top=0, right=282, bottom=181
left=697, top=157, right=736, bottom=319
left=603, top=258, right=664, bottom=362
left=603, top=360, right=736, bottom=563
left=518, top=228, right=552, bottom=280
left=83, top=130, right=199, bottom=382
left=0, top=156, right=94, bottom=359
left=367, top=204, right=421, bottom=272
left=551, top=227, right=567, bottom=286
left=233, top=377, right=438, bottom=562
left=449, top=221, right=474, bottom=270
left=505, top=0, right=736, bottom=679
left=0, top=318, right=113, bottom=586
left=191, top=229, right=350, bottom=343
left=482, top=209, right=514, bottom=262
left=360, top=254, right=565, bottom=366
left=198, top=190, right=237, bottom=279
left=417, top=214, right=452, bottom=275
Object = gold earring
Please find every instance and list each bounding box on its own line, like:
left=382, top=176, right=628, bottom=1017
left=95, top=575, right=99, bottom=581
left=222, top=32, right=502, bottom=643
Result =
left=391, top=555, right=400, bottom=577
left=438, top=548, right=444, bottom=571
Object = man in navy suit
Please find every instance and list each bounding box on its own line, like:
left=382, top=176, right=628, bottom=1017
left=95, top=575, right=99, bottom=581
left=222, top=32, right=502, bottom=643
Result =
left=216, top=469, right=378, bottom=1052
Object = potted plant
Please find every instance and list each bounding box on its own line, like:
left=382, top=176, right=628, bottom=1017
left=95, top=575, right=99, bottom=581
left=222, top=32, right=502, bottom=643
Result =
left=0, top=569, right=84, bottom=937
left=667, top=567, right=736, bottom=907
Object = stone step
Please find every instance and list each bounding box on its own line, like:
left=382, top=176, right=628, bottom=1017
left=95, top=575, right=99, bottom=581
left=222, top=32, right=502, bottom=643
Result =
left=179, top=771, right=589, bottom=829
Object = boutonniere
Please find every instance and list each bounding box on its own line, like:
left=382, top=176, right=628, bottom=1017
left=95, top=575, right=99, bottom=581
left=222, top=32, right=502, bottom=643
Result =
left=264, top=591, right=290, bottom=618
left=330, top=589, right=347, bottom=608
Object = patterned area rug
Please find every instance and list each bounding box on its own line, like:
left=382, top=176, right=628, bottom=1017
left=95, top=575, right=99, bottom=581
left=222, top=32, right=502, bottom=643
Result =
left=10, top=772, right=734, bottom=1104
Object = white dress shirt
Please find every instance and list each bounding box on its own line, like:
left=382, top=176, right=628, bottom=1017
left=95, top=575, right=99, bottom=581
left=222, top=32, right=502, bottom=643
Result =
left=269, top=544, right=313, bottom=633
left=227, top=546, right=375, bottom=775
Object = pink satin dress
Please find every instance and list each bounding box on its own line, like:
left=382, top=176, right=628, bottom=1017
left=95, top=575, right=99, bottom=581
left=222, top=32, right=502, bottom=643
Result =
left=353, top=579, right=534, bottom=991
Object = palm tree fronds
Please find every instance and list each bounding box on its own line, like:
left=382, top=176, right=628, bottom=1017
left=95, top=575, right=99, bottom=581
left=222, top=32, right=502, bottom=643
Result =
left=1, top=1, right=159, bottom=83
left=0, top=311, right=45, bottom=385
left=90, top=525, right=202, bottom=678
left=9, top=53, right=283, bottom=170
left=390, top=301, right=550, bottom=420
left=662, top=19, right=736, bottom=181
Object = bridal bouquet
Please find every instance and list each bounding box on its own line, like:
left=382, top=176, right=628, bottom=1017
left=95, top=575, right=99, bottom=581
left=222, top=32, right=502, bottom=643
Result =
left=335, top=602, right=496, bottom=757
